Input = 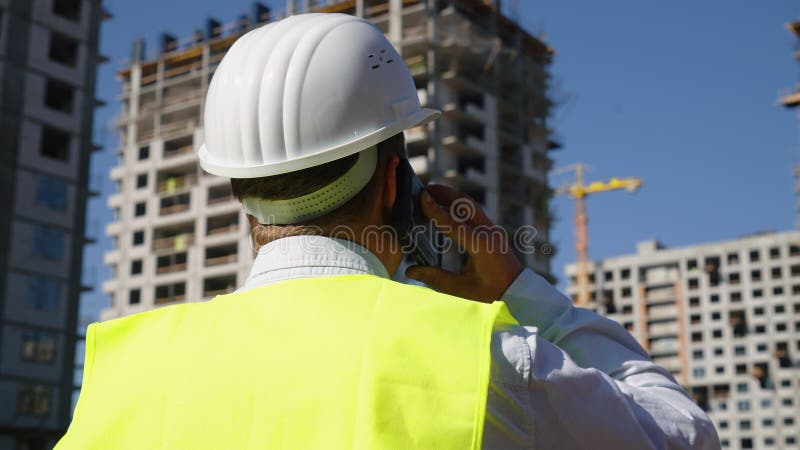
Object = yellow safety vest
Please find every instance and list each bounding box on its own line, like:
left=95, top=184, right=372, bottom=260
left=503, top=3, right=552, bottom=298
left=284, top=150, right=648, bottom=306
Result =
left=55, top=274, right=516, bottom=449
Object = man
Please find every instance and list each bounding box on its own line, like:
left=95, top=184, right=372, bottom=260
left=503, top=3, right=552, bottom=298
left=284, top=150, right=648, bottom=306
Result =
left=57, top=13, right=718, bottom=449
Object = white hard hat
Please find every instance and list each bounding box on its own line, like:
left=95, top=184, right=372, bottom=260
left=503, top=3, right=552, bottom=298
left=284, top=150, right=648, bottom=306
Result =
left=198, top=13, right=440, bottom=180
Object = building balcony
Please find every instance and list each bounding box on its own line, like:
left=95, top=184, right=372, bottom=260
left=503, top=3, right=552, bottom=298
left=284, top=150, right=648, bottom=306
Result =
left=648, top=321, right=680, bottom=337
left=464, top=103, right=487, bottom=122
left=103, top=250, right=120, bottom=266
left=101, top=278, right=118, bottom=295
left=156, top=252, right=188, bottom=274
left=114, top=111, right=130, bottom=127
left=207, top=184, right=234, bottom=205
left=203, top=289, right=231, bottom=299
left=152, top=234, right=194, bottom=252
left=105, top=219, right=124, bottom=237
left=160, top=120, right=196, bottom=140
left=649, top=337, right=679, bottom=356
left=441, top=134, right=485, bottom=157
left=107, top=193, right=124, bottom=208
left=140, top=98, right=157, bottom=113
left=207, top=213, right=239, bottom=236
left=644, top=267, right=675, bottom=285
left=498, top=127, right=522, bottom=145
left=206, top=254, right=237, bottom=267
left=404, top=126, right=427, bottom=144
left=645, top=288, right=676, bottom=304
left=156, top=262, right=187, bottom=274
left=110, top=165, right=126, bottom=181
left=160, top=203, right=190, bottom=215
left=651, top=355, right=681, bottom=372
left=140, top=72, right=159, bottom=88
left=647, top=304, right=679, bottom=321
left=406, top=54, right=427, bottom=78
left=205, top=243, right=237, bottom=267
left=203, top=275, right=236, bottom=298
left=159, top=193, right=191, bottom=216
left=441, top=167, right=485, bottom=190
left=163, top=61, right=205, bottom=86
left=162, top=90, right=204, bottom=112
left=440, top=70, right=485, bottom=96
left=207, top=224, right=238, bottom=236
left=155, top=293, right=186, bottom=305
left=157, top=175, right=197, bottom=195
left=137, top=128, right=155, bottom=143
left=163, top=142, right=194, bottom=159
left=402, top=23, right=427, bottom=45
left=442, top=102, right=484, bottom=126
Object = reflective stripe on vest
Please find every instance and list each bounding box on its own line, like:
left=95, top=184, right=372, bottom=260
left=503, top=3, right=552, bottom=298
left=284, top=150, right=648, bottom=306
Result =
left=56, top=274, right=517, bottom=449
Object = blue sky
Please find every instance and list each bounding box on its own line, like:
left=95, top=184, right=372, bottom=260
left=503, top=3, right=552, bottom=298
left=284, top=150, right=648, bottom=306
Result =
left=81, top=0, right=800, bottom=318
left=516, top=0, right=799, bottom=284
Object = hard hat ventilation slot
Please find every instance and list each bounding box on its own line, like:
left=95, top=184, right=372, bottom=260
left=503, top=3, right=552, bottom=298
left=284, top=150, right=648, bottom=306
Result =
left=369, top=50, right=394, bottom=69
left=368, top=53, right=380, bottom=70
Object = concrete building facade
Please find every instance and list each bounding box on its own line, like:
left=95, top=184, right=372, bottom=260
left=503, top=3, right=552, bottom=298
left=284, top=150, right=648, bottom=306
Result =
left=102, top=0, right=557, bottom=320
left=0, top=0, right=105, bottom=448
left=566, top=232, right=800, bottom=450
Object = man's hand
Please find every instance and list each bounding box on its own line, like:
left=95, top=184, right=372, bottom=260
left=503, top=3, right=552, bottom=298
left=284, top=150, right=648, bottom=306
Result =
left=405, top=185, right=524, bottom=303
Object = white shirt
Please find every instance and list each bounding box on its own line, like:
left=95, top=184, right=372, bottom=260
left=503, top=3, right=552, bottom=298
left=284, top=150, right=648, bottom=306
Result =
left=240, top=236, right=720, bottom=449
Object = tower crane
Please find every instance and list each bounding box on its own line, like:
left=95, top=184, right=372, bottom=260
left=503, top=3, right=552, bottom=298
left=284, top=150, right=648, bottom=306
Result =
left=555, top=163, right=643, bottom=307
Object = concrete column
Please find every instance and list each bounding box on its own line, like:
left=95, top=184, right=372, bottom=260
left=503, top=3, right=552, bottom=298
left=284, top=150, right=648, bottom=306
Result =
left=484, top=94, right=499, bottom=221
left=154, top=61, right=165, bottom=137
left=426, top=0, right=441, bottom=181
left=127, top=65, right=141, bottom=150
left=199, top=44, right=210, bottom=127
left=389, top=0, right=403, bottom=45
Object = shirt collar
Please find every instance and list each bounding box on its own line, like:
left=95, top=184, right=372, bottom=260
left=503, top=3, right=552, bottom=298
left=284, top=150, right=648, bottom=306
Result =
left=239, top=235, right=390, bottom=292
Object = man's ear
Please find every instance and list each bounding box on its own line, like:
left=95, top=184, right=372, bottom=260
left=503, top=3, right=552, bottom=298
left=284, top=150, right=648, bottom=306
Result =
left=246, top=213, right=260, bottom=230
left=383, top=153, right=400, bottom=209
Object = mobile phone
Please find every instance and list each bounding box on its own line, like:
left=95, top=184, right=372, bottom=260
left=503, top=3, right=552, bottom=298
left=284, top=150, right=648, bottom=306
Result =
left=392, top=159, right=444, bottom=267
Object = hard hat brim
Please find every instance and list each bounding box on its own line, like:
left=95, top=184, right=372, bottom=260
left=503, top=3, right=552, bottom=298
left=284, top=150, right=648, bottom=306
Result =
left=199, top=108, right=441, bottom=179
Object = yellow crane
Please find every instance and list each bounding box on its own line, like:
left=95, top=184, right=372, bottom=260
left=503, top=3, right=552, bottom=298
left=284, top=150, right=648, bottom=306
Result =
left=555, top=163, right=643, bottom=307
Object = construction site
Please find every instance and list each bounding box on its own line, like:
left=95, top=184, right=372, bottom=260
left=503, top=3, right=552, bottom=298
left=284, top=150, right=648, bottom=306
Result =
left=102, top=0, right=558, bottom=319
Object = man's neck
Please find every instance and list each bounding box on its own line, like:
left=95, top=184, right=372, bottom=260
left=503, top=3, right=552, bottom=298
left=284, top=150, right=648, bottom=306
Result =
left=239, top=235, right=391, bottom=292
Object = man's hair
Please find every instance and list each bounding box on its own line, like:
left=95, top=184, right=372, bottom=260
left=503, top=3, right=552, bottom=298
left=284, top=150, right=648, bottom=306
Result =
left=231, top=133, right=405, bottom=246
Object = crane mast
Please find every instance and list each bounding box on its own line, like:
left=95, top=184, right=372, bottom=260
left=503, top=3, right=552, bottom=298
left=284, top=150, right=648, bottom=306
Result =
left=556, top=163, right=642, bottom=307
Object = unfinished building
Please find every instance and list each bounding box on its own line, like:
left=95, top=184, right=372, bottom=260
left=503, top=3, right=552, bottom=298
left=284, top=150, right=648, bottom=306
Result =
left=0, top=0, right=106, bottom=447
left=567, top=232, right=800, bottom=450
left=103, top=0, right=557, bottom=320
